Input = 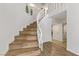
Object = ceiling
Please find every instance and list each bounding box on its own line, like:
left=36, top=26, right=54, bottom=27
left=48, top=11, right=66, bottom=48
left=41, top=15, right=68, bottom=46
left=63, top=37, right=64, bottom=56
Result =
left=27, top=3, right=48, bottom=9
left=33, top=3, right=47, bottom=8
left=27, top=3, right=67, bottom=25
left=53, top=11, right=67, bottom=25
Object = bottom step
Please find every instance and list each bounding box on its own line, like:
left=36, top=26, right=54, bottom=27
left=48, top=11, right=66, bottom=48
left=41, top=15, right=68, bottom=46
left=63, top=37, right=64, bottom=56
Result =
left=9, top=40, right=38, bottom=50
left=6, top=47, right=39, bottom=56
left=17, top=49, right=41, bottom=56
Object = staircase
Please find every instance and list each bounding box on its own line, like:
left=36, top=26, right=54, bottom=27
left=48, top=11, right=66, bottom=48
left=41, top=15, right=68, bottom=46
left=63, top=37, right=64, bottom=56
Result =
left=5, top=22, right=41, bottom=56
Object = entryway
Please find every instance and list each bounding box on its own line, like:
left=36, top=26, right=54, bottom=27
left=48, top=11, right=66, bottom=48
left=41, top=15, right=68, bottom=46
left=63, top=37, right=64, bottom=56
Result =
left=40, top=10, right=77, bottom=56
left=51, top=10, right=67, bottom=49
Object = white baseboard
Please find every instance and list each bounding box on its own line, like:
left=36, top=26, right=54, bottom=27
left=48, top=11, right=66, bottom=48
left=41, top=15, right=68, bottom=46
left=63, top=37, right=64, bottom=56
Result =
left=67, top=48, right=79, bottom=56
left=0, top=50, right=8, bottom=56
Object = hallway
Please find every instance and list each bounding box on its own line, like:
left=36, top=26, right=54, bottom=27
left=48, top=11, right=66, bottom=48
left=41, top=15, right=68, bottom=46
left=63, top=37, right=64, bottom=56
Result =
left=40, top=41, right=77, bottom=56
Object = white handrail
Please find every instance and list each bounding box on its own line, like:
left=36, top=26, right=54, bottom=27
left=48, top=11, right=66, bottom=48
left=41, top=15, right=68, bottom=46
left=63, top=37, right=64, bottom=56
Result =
left=37, top=8, right=47, bottom=50
left=37, top=9, right=45, bottom=22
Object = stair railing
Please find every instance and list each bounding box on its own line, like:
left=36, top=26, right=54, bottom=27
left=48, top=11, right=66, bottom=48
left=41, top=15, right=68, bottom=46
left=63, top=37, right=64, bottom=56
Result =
left=37, top=8, right=48, bottom=51
left=37, top=9, right=45, bottom=22
left=37, top=3, right=65, bottom=51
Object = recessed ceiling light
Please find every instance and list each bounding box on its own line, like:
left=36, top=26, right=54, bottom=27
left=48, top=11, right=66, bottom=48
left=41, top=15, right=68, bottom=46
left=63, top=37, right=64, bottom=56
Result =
left=45, top=7, right=48, bottom=10
left=29, top=4, right=35, bottom=7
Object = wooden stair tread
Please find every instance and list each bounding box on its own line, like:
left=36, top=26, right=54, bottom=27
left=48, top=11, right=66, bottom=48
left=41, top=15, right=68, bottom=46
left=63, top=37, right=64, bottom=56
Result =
left=15, top=35, right=36, bottom=37
left=27, top=25, right=37, bottom=28
left=26, top=27, right=37, bottom=30
left=15, top=35, right=36, bottom=39
left=23, top=28, right=37, bottom=31
left=15, top=39, right=37, bottom=42
left=27, top=26, right=37, bottom=29
left=10, top=40, right=38, bottom=45
left=20, top=34, right=37, bottom=36
left=20, top=31, right=37, bottom=35
left=9, top=42, right=38, bottom=50
left=15, top=35, right=37, bottom=41
left=6, top=47, right=39, bottom=56
left=17, top=49, right=41, bottom=56
left=20, top=30, right=37, bottom=33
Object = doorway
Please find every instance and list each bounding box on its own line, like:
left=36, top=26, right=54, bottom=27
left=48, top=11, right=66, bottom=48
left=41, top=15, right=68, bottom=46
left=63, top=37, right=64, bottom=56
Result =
left=51, top=11, right=67, bottom=49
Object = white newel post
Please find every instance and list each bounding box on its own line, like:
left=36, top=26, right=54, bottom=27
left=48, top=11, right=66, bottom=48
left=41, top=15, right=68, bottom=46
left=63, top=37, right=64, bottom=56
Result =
left=37, top=14, right=43, bottom=51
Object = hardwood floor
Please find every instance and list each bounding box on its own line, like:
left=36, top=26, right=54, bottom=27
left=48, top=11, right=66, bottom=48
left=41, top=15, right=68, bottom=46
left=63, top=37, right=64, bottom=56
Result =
left=52, top=40, right=66, bottom=48
left=40, top=40, right=77, bottom=56
left=5, top=21, right=77, bottom=56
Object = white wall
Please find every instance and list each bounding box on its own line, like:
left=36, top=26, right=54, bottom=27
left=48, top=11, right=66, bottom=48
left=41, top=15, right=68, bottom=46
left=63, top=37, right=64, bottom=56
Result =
left=0, top=3, right=35, bottom=55
left=48, top=3, right=66, bottom=14
left=38, top=16, right=52, bottom=45
left=31, top=7, right=41, bottom=20
left=27, top=5, right=40, bottom=20
left=53, top=24, right=64, bottom=41
left=67, top=4, right=79, bottom=55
